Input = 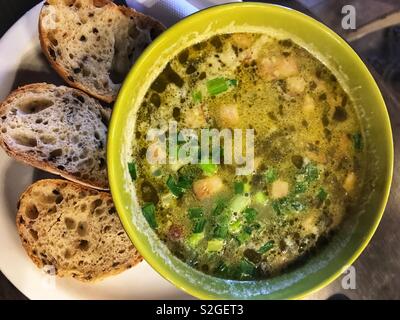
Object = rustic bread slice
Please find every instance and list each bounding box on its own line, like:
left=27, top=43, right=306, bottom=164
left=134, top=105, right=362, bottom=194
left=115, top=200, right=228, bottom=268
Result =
left=0, top=83, right=109, bottom=189
left=16, top=179, right=142, bottom=282
left=39, top=0, right=165, bottom=103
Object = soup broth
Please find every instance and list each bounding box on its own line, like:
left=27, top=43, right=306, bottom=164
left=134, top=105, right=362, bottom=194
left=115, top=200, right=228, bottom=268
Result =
left=130, top=33, right=365, bottom=280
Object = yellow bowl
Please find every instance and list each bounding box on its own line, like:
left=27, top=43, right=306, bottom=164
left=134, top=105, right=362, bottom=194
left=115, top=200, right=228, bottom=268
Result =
left=108, top=3, right=393, bottom=299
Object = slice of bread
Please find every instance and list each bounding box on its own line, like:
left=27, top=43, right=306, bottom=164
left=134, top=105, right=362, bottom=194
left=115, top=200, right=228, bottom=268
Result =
left=16, top=179, right=142, bottom=282
left=39, top=0, right=165, bottom=103
left=0, top=83, right=109, bottom=190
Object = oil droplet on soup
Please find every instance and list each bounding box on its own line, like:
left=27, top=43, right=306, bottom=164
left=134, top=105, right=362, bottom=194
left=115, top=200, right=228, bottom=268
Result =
left=130, top=33, right=366, bottom=280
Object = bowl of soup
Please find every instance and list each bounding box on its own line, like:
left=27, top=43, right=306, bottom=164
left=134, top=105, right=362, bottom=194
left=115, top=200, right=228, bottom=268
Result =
left=108, top=3, right=393, bottom=299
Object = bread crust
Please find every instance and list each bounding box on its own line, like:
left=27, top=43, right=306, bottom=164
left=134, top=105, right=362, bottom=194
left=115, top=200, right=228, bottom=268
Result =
left=39, top=0, right=165, bottom=103
left=0, top=83, right=110, bottom=190
left=16, top=179, right=142, bottom=282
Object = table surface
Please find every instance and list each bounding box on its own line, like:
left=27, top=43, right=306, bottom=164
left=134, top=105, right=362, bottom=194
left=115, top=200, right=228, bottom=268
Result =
left=0, top=0, right=399, bottom=300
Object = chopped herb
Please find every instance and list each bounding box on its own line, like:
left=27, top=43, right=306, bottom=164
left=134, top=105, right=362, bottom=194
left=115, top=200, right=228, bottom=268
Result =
left=258, top=240, right=274, bottom=253
left=238, top=258, right=256, bottom=278
left=304, top=163, right=319, bottom=182
left=128, top=161, right=137, bottom=180
left=294, top=181, right=307, bottom=194
left=142, top=203, right=157, bottom=229
left=264, top=167, right=278, bottom=183
left=152, top=168, right=162, bottom=177
left=213, top=224, right=228, bottom=238
left=271, top=197, right=289, bottom=215
left=192, top=90, right=202, bottom=103
left=317, top=187, right=328, bottom=202
left=207, top=239, right=224, bottom=252
left=207, top=77, right=228, bottom=96
left=227, top=79, right=238, bottom=86
left=188, top=207, right=203, bottom=219
left=228, top=195, right=251, bottom=214
left=228, top=219, right=242, bottom=234
left=244, top=208, right=257, bottom=223
left=193, top=218, right=206, bottom=233
left=206, top=77, right=237, bottom=96
left=212, top=200, right=226, bottom=216
left=199, top=162, right=218, bottom=176
left=166, top=175, right=192, bottom=198
left=352, top=133, right=363, bottom=151
left=235, top=230, right=251, bottom=244
left=254, top=191, right=268, bottom=205
left=187, top=232, right=204, bottom=247
left=234, top=181, right=244, bottom=194
left=290, top=200, right=306, bottom=212
left=178, top=165, right=202, bottom=181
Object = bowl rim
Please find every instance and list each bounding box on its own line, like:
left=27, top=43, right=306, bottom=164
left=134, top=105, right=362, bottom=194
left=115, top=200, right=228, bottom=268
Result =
left=108, top=2, right=394, bottom=299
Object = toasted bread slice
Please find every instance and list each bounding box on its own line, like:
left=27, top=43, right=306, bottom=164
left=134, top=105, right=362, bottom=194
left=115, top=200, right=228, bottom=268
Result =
left=39, top=0, right=165, bottom=103
left=0, top=83, right=109, bottom=189
left=16, top=179, right=141, bottom=282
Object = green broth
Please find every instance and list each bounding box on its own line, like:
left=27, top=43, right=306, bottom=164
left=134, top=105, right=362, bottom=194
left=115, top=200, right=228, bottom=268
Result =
left=131, top=33, right=365, bottom=280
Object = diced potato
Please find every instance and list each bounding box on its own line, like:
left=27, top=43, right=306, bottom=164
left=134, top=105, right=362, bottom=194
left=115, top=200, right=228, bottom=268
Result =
left=287, top=76, right=306, bottom=94
left=193, top=176, right=224, bottom=201
left=305, top=151, right=327, bottom=164
left=275, top=56, right=299, bottom=78
left=217, top=104, right=239, bottom=128
left=183, top=105, right=207, bottom=128
left=343, top=172, right=356, bottom=193
left=231, top=33, right=254, bottom=49
left=338, top=134, right=352, bottom=156
left=271, top=179, right=289, bottom=199
left=146, top=143, right=166, bottom=164
left=258, top=55, right=298, bottom=80
left=302, top=94, right=315, bottom=114
left=301, top=211, right=319, bottom=235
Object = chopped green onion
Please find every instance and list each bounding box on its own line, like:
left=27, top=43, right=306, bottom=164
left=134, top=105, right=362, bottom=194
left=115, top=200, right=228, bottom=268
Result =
left=249, top=222, right=261, bottom=231
left=254, top=191, right=268, bottom=205
left=207, top=239, right=224, bottom=252
left=238, top=258, right=256, bottom=278
left=215, top=262, right=229, bottom=277
left=264, top=167, right=278, bottom=183
left=193, top=218, right=206, bottom=233
left=235, top=226, right=252, bottom=244
left=317, top=187, right=328, bottom=202
left=294, top=181, right=307, bottom=194
left=152, top=168, right=162, bottom=177
left=352, top=133, right=363, bottom=151
left=271, top=197, right=289, bottom=215
left=304, top=163, right=319, bottom=182
left=166, top=175, right=192, bottom=198
left=187, top=232, right=204, bottom=247
left=128, top=161, right=137, bottom=180
left=213, top=224, right=228, bottom=238
left=244, top=208, right=258, bottom=223
left=178, top=165, right=202, bottom=181
left=234, top=181, right=244, bottom=194
left=199, top=162, right=218, bottom=176
left=227, top=79, right=238, bottom=87
left=212, top=200, right=226, bottom=216
left=206, top=77, right=229, bottom=96
left=228, top=219, right=242, bottom=234
left=188, top=207, right=203, bottom=219
left=142, top=203, right=157, bottom=229
left=290, top=200, right=306, bottom=212
left=192, top=90, right=202, bottom=103
left=228, top=195, right=251, bottom=214
left=258, top=240, right=274, bottom=254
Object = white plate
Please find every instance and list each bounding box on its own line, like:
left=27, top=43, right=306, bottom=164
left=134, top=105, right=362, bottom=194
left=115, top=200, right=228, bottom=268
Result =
left=0, top=3, right=190, bottom=300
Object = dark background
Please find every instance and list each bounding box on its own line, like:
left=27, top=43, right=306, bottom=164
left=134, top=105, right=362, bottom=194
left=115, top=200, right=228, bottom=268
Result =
left=0, top=0, right=399, bottom=300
